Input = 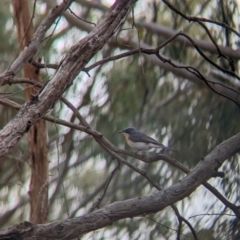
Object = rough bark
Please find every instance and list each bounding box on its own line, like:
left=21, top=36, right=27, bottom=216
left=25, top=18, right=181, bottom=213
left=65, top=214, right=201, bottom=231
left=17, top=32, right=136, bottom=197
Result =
left=50, top=2, right=240, bottom=104
left=72, top=0, right=240, bottom=59
left=0, top=0, right=134, bottom=156
left=0, top=0, right=73, bottom=80
left=0, top=131, right=239, bottom=239
left=11, top=0, right=49, bottom=223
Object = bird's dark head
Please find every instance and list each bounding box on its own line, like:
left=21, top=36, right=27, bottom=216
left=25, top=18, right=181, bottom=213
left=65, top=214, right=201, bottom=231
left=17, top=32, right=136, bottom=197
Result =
left=118, top=127, right=137, bottom=134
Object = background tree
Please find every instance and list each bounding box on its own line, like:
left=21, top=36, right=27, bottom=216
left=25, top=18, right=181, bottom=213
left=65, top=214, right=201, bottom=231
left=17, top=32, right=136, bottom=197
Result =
left=11, top=0, right=49, bottom=224
left=0, top=0, right=240, bottom=239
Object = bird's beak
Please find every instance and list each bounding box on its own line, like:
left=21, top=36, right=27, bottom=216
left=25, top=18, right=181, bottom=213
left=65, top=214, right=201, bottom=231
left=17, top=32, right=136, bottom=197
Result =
left=117, top=130, right=123, bottom=133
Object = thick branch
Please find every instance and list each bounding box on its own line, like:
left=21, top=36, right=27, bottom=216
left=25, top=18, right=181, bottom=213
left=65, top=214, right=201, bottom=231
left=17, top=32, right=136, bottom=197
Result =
left=0, top=0, right=73, bottom=79
left=0, top=0, right=135, bottom=156
left=58, top=0, right=240, bottom=60
left=0, top=132, right=239, bottom=239
left=1, top=95, right=239, bottom=219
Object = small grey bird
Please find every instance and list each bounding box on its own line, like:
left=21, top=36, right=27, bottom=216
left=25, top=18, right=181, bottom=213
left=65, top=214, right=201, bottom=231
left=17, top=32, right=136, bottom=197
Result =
left=118, top=127, right=175, bottom=154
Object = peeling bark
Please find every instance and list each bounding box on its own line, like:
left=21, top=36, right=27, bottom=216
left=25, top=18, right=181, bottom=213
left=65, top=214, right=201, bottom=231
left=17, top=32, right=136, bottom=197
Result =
left=0, top=0, right=134, bottom=156
left=12, top=0, right=48, bottom=224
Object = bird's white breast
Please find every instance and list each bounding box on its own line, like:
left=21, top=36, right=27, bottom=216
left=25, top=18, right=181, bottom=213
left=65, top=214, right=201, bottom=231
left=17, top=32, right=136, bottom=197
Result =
left=127, top=139, right=163, bottom=151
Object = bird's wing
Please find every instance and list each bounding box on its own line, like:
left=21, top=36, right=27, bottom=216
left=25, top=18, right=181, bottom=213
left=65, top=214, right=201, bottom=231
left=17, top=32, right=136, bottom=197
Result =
left=129, top=132, right=165, bottom=147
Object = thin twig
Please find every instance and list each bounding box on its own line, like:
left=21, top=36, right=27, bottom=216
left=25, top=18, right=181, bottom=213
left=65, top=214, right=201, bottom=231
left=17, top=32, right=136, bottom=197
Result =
left=177, top=32, right=239, bottom=79
left=162, top=0, right=240, bottom=38
left=189, top=213, right=235, bottom=219
left=63, top=98, right=195, bottom=238
left=30, top=60, right=59, bottom=70
left=89, top=161, right=120, bottom=212
left=1, top=83, right=240, bottom=221
left=67, top=6, right=96, bottom=26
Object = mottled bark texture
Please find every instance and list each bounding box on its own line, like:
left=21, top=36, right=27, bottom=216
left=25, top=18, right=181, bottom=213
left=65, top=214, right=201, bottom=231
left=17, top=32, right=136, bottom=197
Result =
left=0, top=0, right=132, bottom=155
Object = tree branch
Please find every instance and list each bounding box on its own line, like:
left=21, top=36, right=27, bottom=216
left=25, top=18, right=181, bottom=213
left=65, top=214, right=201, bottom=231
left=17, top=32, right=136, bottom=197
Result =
left=1, top=131, right=240, bottom=239
left=1, top=94, right=240, bottom=219
left=0, top=0, right=73, bottom=80
left=0, top=0, right=136, bottom=156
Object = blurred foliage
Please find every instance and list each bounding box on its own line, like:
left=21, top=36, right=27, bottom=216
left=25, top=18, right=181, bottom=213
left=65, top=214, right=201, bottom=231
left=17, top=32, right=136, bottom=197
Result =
left=0, top=0, right=240, bottom=239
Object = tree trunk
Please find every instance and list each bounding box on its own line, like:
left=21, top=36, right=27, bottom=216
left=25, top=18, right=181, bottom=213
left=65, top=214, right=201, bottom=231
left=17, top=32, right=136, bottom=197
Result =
left=11, top=0, right=49, bottom=224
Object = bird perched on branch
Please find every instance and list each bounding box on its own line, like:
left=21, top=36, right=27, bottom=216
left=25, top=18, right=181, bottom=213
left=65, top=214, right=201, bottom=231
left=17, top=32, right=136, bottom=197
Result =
left=118, top=127, right=176, bottom=154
